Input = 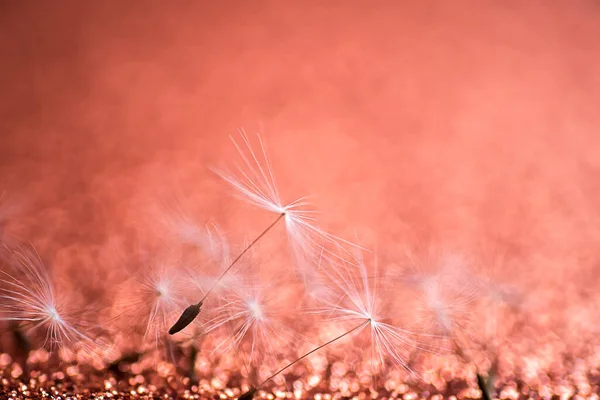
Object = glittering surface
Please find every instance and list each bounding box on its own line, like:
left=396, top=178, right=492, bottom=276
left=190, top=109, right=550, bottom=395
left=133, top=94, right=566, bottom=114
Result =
left=3, top=1, right=600, bottom=399
left=1, top=341, right=600, bottom=400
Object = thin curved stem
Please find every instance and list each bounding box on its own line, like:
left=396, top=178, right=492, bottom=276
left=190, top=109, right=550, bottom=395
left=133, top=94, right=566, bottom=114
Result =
left=200, top=213, right=285, bottom=303
left=257, top=319, right=369, bottom=389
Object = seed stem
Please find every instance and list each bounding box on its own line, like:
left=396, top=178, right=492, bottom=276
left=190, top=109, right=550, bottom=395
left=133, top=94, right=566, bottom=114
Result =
left=476, top=372, right=492, bottom=400
left=257, top=319, right=369, bottom=389
left=200, top=212, right=285, bottom=303
left=169, top=213, right=286, bottom=335
left=448, top=328, right=493, bottom=400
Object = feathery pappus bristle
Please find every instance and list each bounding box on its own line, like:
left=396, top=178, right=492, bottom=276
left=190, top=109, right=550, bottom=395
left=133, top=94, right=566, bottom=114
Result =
left=108, top=254, right=192, bottom=351
left=0, top=244, right=96, bottom=353
left=309, top=249, right=429, bottom=376
left=200, top=276, right=301, bottom=369
left=212, top=129, right=365, bottom=282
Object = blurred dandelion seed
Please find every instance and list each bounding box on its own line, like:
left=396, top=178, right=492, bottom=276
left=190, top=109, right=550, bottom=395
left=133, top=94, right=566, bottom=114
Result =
left=400, top=248, right=494, bottom=399
left=201, top=279, right=300, bottom=370
left=153, top=191, right=231, bottom=265
left=112, top=259, right=189, bottom=349
left=171, top=128, right=361, bottom=335
left=0, top=245, right=95, bottom=353
left=312, top=250, right=428, bottom=376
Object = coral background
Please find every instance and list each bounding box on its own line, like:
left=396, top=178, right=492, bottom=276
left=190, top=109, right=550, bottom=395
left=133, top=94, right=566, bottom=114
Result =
left=1, top=2, right=600, bottom=338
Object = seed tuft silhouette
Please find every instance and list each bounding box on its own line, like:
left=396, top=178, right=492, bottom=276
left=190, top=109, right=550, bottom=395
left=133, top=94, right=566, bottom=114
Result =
left=168, top=301, right=203, bottom=335
left=237, top=387, right=257, bottom=400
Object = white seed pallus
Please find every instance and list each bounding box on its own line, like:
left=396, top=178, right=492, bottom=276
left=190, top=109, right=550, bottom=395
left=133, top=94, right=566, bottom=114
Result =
left=112, top=258, right=191, bottom=349
left=401, top=248, right=478, bottom=338
left=212, top=129, right=363, bottom=280
left=312, top=250, right=427, bottom=374
left=0, top=245, right=96, bottom=352
left=200, top=277, right=300, bottom=369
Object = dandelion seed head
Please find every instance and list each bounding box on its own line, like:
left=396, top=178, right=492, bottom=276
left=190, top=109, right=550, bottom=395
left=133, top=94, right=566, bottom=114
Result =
left=110, top=255, right=191, bottom=349
left=0, top=245, right=96, bottom=353
left=46, top=306, right=62, bottom=323
left=311, top=252, right=423, bottom=374
left=247, top=299, right=264, bottom=321
left=177, top=221, right=204, bottom=246
left=155, top=283, right=167, bottom=298
left=201, top=277, right=301, bottom=372
left=213, top=130, right=364, bottom=284
left=143, top=272, right=179, bottom=309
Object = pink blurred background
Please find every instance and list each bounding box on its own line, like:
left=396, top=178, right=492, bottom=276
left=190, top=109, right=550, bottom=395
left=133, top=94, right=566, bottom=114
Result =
left=1, top=1, right=600, bottom=346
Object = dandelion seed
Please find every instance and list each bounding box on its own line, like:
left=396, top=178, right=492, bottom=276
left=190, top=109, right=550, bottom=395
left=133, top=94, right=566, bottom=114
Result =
left=0, top=245, right=95, bottom=353
left=311, top=250, right=427, bottom=375
left=471, top=246, right=527, bottom=345
left=396, top=247, right=477, bottom=338
left=111, top=256, right=190, bottom=349
left=169, top=215, right=283, bottom=335
left=213, top=129, right=363, bottom=278
left=398, top=246, right=493, bottom=399
left=201, top=277, right=300, bottom=369
left=171, top=129, right=363, bottom=335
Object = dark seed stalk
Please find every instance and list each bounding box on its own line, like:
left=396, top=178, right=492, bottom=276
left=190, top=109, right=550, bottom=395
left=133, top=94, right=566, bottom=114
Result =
left=169, top=213, right=285, bottom=335
left=476, top=373, right=492, bottom=400
left=450, top=331, right=493, bottom=400
left=238, top=320, right=369, bottom=400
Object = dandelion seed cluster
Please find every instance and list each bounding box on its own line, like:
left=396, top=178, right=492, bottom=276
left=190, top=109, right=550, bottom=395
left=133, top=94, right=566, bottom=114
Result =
left=1, top=132, right=599, bottom=400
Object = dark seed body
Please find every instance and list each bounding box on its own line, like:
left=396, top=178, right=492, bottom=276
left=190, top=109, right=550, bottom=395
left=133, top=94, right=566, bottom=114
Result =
left=476, top=373, right=492, bottom=400
left=169, top=302, right=203, bottom=335
left=238, top=388, right=257, bottom=400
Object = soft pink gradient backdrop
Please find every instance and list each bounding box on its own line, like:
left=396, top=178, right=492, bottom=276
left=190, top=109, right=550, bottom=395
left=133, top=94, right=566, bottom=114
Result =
left=1, top=2, right=600, bottom=336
